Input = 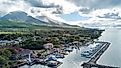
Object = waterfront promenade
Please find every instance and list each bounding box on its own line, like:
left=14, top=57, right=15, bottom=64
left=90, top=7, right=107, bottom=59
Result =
left=81, top=42, right=119, bottom=68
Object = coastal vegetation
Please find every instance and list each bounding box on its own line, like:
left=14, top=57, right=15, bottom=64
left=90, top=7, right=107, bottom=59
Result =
left=0, top=48, right=17, bottom=68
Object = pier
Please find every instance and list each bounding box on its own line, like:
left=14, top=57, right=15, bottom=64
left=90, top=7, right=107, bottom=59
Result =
left=81, top=42, right=119, bottom=68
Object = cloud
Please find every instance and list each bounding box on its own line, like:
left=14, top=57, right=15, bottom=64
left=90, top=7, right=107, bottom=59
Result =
left=24, top=0, right=80, bottom=14
left=40, top=0, right=80, bottom=14
left=0, top=0, right=81, bottom=16
left=0, top=0, right=31, bottom=16
left=66, top=0, right=121, bottom=9
left=76, top=8, right=121, bottom=26
left=79, top=8, right=92, bottom=14
left=1, top=0, right=121, bottom=15
left=1, top=0, right=121, bottom=26
left=97, top=12, right=121, bottom=19
left=25, top=0, right=43, bottom=7
left=88, top=8, right=121, bottom=19
left=57, top=12, right=90, bottom=21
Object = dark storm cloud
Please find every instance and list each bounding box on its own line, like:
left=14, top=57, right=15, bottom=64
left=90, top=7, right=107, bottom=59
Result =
left=79, top=8, right=92, bottom=14
left=24, top=0, right=58, bottom=8
left=24, top=0, right=43, bottom=7
left=66, top=0, right=121, bottom=9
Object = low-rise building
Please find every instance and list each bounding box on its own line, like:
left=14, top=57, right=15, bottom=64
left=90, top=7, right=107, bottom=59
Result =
left=44, top=43, right=54, bottom=49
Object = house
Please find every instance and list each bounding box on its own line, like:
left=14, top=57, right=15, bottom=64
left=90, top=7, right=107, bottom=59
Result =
left=15, top=48, right=33, bottom=59
left=44, top=43, right=54, bottom=49
left=8, top=48, right=33, bottom=60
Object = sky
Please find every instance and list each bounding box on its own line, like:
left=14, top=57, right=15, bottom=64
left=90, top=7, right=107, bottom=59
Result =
left=0, top=0, right=121, bottom=26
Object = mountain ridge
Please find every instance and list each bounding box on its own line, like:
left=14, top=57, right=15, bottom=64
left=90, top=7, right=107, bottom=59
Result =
left=0, top=11, right=48, bottom=25
left=0, top=11, right=79, bottom=28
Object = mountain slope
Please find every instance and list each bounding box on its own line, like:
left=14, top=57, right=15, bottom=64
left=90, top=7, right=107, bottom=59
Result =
left=0, top=11, right=48, bottom=25
left=0, top=20, right=41, bottom=29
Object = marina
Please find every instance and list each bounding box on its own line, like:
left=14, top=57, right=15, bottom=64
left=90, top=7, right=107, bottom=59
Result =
left=81, top=42, right=104, bottom=58
left=81, top=42, right=119, bottom=68
left=18, top=41, right=112, bottom=68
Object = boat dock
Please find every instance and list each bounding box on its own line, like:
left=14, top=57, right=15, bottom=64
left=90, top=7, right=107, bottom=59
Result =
left=81, top=42, right=119, bottom=68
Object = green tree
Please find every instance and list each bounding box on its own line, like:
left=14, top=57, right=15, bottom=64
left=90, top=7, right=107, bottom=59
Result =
left=0, top=56, right=6, bottom=65
left=2, top=49, right=12, bottom=58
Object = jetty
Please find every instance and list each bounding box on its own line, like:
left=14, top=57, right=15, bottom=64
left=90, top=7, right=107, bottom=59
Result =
left=81, top=42, right=119, bottom=68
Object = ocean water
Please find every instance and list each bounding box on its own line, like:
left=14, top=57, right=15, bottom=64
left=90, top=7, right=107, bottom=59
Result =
left=98, top=28, right=121, bottom=67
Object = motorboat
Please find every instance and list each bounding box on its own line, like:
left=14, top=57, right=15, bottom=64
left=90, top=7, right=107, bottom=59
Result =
left=81, top=43, right=103, bottom=58
left=45, top=55, right=57, bottom=61
left=46, top=60, right=59, bottom=67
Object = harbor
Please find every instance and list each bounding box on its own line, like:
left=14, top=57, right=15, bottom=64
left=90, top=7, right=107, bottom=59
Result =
left=81, top=42, right=119, bottom=68
left=18, top=41, right=113, bottom=68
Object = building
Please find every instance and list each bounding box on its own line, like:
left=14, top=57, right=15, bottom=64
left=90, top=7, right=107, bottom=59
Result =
left=44, top=43, right=54, bottom=49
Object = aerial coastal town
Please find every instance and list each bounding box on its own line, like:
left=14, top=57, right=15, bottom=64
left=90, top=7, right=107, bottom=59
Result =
left=1, top=0, right=121, bottom=68
left=0, top=26, right=104, bottom=68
